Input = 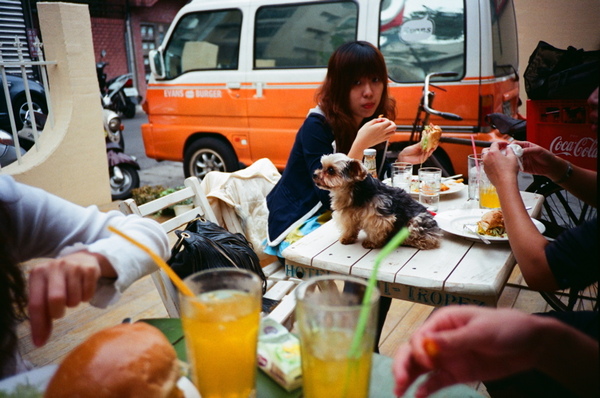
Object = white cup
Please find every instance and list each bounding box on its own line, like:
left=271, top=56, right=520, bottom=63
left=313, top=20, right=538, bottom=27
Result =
left=418, top=167, right=442, bottom=212
left=391, top=162, right=413, bottom=191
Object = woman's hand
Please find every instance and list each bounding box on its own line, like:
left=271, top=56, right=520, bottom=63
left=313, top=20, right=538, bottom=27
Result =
left=398, top=142, right=435, bottom=164
left=393, top=306, right=550, bottom=397
left=509, top=140, right=566, bottom=179
left=27, top=251, right=113, bottom=347
left=350, top=117, right=396, bottom=157
left=481, top=142, right=520, bottom=188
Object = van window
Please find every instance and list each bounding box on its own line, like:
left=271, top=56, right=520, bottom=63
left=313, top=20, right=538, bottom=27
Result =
left=254, top=1, right=358, bottom=69
left=163, top=9, right=242, bottom=79
left=379, top=0, right=465, bottom=83
left=490, top=0, right=518, bottom=77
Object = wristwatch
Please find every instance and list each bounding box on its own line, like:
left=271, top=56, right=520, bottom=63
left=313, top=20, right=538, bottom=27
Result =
left=553, top=161, right=573, bottom=184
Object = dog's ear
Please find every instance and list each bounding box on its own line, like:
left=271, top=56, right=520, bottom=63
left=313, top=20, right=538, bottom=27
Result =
left=347, top=158, right=368, bottom=181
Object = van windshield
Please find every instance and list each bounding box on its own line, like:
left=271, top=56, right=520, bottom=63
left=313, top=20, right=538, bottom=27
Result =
left=163, top=9, right=243, bottom=79
left=379, top=0, right=465, bottom=83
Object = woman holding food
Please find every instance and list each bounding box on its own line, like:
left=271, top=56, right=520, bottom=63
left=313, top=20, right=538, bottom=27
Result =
left=265, top=40, right=435, bottom=257
left=265, top=41, right=436, bottom=352
left=393, top=87, right=599, bottom=397
left=0, top=175, right=170, bottom=379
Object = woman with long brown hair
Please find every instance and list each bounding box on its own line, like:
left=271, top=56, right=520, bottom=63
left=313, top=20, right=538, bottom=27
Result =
left=266, top=40, right=432, bottom=257
left=265, top=41, right=435, bottom=351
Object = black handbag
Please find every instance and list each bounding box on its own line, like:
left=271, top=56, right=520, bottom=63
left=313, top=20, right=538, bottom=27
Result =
left=167, top=216, right=268, bottom=294
left=524, top=41, right=599, bottom=100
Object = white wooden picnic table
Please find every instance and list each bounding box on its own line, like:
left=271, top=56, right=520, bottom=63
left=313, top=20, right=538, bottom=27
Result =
left=282, top=186, right=544, bottom=307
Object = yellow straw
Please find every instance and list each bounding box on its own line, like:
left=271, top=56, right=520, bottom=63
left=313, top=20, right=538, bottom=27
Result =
left=108, top=225, right=194, bottom=297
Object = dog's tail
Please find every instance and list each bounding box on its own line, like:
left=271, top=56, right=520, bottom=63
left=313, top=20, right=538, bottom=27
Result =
left=405, top=212, right=442, bottom=250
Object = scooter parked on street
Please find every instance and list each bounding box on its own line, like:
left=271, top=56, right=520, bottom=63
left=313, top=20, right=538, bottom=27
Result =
left=97, top=51, right=139, bottom=119
left=1, top=107, right=139, bottom=200
left=104, top=108, right=140, bottom=200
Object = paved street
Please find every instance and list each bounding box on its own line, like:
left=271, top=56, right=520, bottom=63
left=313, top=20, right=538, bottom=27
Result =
left=122, top=107, right=185, bottom=189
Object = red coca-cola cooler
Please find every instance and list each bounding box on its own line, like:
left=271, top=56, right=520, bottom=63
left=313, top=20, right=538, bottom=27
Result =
left=527, top=99, right=597, bottom=171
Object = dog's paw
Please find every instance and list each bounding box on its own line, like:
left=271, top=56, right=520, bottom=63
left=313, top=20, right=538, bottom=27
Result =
left=340, top=236, right=357, bottom=245
left=362, top=239, right=383, bottom=249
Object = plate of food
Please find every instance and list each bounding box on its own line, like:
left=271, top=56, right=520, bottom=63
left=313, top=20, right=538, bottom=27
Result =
left=434, top=209, right=545, bottom=242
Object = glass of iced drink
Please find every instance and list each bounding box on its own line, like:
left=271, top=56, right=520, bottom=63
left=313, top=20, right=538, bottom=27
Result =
left=479, top=166, right=501, bottom=209
left=181, top=268, right=262, bottom=398
left=295, top=275, right=380, bottom=398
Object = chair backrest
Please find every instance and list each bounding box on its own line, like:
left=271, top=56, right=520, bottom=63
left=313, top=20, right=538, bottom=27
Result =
left=119, top=176, right=218, bottom=317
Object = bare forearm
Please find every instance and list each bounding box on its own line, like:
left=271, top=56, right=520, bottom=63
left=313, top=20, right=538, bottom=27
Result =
left=541, top=158, right=597, bottom=207
left=536, top=317, right=599, bottom=397
left=496, top=181, right=558, bottom=290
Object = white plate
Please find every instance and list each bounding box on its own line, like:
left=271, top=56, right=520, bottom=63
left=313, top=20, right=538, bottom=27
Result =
left=0, top=364, right=200, bottom=398
left=434, top=209, right=545, bottom=242
left=383, top=176, right=466, bottom=196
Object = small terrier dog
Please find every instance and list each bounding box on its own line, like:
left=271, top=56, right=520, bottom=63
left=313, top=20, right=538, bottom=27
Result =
left=313, top=153, right=442, bottom=250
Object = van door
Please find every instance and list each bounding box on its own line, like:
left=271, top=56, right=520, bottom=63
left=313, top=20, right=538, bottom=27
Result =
left=245, top=0, right=361, bottom=169
left=143, top=4, right=250, bottom=163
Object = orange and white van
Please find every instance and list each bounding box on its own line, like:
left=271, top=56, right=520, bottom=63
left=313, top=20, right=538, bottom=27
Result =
left=143, top=0, right=520, bottom=178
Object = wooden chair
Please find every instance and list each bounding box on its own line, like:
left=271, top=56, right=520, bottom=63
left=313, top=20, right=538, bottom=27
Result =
left=119, top=177, right=217, bottom=317
left=119, top=176, right=299, bottom=328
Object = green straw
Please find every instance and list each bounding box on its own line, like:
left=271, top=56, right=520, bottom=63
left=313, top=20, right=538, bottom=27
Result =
left=348, top=227, right=410, bottom=358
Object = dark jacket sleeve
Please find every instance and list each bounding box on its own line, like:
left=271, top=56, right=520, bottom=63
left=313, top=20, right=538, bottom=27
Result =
left=266, top=114, right=334, bottom=243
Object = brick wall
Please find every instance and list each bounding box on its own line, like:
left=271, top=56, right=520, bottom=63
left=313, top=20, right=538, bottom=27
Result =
left=91, top=17, right=128, bottom=80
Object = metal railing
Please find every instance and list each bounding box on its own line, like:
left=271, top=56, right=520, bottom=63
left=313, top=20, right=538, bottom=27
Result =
left=0, top=35, right=55, bottom=167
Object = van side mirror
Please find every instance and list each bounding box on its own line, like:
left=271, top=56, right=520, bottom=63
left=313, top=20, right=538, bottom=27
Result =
left=149, top=49, right=166, bottom=80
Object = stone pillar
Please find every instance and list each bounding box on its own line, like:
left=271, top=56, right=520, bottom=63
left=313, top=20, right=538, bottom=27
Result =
left=6, top=2, right=111, bottom=206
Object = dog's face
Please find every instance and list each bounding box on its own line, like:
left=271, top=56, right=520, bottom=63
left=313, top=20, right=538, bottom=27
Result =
left=313, top=153, right=368, bottom=191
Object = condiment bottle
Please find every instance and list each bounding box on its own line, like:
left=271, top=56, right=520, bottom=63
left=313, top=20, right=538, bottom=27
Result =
left=363, top=148, right=377, bottom=178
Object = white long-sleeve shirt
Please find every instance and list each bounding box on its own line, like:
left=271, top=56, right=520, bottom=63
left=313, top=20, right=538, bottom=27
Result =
left=1, top=175, right=169, bottom=307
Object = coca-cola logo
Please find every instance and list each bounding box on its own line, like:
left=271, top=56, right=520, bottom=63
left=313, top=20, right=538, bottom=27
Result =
left=549, top=136, right=597, bottom=158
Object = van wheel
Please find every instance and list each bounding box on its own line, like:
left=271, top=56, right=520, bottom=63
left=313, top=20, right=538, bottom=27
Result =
left=184, top=137, right=239, bottom=179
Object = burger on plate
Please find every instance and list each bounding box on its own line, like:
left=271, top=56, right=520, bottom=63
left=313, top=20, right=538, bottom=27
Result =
left=44, top=322, right=185, bottom=398
left=476, top=210, right=506, bottom=237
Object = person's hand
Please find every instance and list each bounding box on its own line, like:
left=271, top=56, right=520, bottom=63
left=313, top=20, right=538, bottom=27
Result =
left=393, top=306, right=547, bottom=398
left=354, top=117, right=396, bottom=149
left=398, top=142, right=435, bottom=164
left=481, top=142, right=520, bottom=188
left=27, top=251, right=108, bottom=347
left=508, top=140, right=563, bottom=177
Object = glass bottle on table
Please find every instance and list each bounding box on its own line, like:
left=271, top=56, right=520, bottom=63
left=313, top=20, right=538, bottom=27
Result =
left=363, top=148, right=377, bottom=178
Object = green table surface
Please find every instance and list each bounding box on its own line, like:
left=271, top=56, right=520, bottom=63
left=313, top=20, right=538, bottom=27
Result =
left=141, top=318, right=483, bottom=398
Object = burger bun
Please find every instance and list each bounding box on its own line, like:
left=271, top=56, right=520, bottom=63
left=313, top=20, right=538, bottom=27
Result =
left=44, top=322, right=183, bottom=398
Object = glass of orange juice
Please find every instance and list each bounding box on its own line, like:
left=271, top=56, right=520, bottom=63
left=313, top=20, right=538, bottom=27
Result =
left=479, top=166, right=501, bottom=209
left=295, top=275, right=380, bottom=398
left=181, top=269, right=262, bottom=398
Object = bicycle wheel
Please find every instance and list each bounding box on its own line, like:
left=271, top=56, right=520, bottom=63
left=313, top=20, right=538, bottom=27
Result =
left=526, top=175, right=598, bottom=312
